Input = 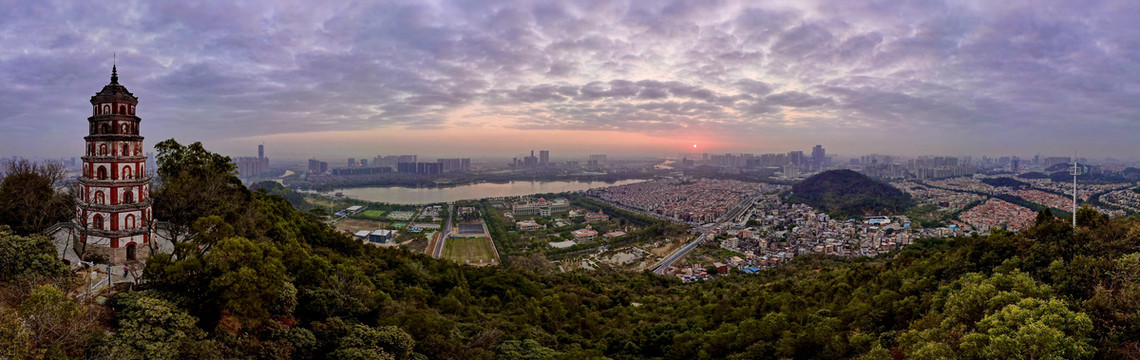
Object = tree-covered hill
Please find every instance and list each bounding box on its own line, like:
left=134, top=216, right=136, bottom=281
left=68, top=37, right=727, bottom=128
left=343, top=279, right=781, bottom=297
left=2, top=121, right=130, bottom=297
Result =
left=787, top=169, right=915, bottom=218
left=1018, top=171, right=1050, bottom=179
left=980, top=177, right=1030, bottom=189
left=3, top=141, right=1140, bottom=359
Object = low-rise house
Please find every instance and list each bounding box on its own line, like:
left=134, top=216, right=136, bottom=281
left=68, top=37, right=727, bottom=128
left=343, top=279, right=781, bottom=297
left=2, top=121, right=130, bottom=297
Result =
left=516, top=219, right=546, bottom=231
left=572, top=225, right=598, bottom=242
left=584, top=210, right=610, bottom=223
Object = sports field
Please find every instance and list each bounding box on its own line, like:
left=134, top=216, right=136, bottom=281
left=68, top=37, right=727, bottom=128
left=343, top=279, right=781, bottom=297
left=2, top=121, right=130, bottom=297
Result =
left=442, top=238, right=497, bottom=265
left=457, top=223, right=486, bottom=235
left=387, top=211, right=415, bottom=220
left=360, top=210, right=385, bottom=218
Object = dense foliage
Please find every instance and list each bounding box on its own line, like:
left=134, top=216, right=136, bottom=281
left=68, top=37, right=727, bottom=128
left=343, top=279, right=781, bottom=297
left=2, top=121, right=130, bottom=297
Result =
left=980, top=177, right=1030, bottom=189
left=0, top=159, right=73, bottom=235
left=1018, top=172, right=1051, bottom=179
left=5, top=142, right=1140, bottom=359
left=788, top=169, right=915, bottom=218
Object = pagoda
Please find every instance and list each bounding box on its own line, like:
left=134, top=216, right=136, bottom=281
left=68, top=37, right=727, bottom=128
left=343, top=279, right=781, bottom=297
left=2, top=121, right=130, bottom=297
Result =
left=74, top=65, right=153, bottom=264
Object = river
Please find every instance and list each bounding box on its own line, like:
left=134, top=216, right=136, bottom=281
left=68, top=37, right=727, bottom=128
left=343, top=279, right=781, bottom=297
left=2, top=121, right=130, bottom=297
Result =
left=306, top=179, right=646, bottom=204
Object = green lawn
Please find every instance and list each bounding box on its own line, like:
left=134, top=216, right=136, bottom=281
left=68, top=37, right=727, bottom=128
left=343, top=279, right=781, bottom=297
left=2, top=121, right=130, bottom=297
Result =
left=443, top=238, right=497, bottom=264
left=387, top=211, right=415, bottom=220
left=360, top=209, right=385, bottom=218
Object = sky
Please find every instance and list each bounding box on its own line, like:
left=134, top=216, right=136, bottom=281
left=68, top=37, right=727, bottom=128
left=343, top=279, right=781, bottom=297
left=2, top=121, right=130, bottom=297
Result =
left=2, top=0, right=1140, bottom=161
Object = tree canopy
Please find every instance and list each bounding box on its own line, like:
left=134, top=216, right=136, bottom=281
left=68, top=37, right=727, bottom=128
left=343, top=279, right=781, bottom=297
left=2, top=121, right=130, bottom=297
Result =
left=3, top=140, right=1140, bottom=359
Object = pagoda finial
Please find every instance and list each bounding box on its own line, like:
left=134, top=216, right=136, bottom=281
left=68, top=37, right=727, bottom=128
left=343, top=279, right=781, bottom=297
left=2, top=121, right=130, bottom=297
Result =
left=111, top=53, right=118, bottom=84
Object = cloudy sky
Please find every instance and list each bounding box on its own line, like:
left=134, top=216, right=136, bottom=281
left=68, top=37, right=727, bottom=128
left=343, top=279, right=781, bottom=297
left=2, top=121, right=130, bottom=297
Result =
left=2, top=0, right=1139, bottom=160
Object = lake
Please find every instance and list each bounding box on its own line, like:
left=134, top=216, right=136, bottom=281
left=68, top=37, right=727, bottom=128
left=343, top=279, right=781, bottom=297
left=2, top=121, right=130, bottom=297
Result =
left=309, top=179, right=646, bottom=204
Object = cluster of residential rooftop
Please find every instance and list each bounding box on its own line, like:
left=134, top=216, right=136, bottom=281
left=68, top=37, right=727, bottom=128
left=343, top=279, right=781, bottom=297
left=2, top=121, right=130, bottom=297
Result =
left=957, top=198, right=1036, bottom=232
left=667, top=195, right=924, bottom=281
left=598, top=179, right=781, bottom=224
left=1102, top=188, right=1140, bottom=213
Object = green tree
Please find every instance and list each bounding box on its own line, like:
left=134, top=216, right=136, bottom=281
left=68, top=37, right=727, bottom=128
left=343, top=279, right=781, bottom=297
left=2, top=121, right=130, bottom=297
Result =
left=328, top=324, right=416, bottom=360
left=1075, top=206, right=1108, bottom=228
left=959, top=298, right=1094, bottom=359
left=0, top=306, right=41, bottom=360
left=0, top=226, right=68, bottom=281
left=106, top=291, right=219, bottom=360
left=204, top=237, right=287, bottom=328
left=496, top=339, right=560, bottom=360
left=151, top=139, right=249, bottom=251
left=1035, top=208, right=1055, bottom=226
left=0, top=159, right=72, bottom=235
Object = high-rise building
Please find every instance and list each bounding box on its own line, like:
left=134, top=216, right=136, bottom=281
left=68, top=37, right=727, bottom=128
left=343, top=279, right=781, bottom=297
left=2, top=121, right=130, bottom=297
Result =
left=437, top=158, right=471, bottom=173
left=788, top=151, right=805, bottom=166
left=811, top=145, right=826, bottom=170
left=417, top=162, right=440, bottom=175
left=347, top=158, right=355, bottom=168
left=397, top=162, right=417, bottom=173
left=236, top=144, right=270, bottom=177
left=308, top=159, right=329, bottom=174
left=76, top=65, right=153, bottom=264
left=523, top=150, right=539, bottom=168
left=539, top=150, right=550, bottom=165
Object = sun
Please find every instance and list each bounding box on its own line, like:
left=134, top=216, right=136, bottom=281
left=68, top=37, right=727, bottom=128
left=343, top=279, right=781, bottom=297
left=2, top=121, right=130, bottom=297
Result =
left=692, top=144, right=698, bottom=149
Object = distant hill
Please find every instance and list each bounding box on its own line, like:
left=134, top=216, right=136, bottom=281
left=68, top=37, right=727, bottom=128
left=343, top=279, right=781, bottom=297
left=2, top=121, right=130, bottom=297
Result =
left=788, top=170, right=915, bottom=217
left=1018, top=172, right=1050, bottom=179
left=1048, top=169, right=1135, bottom=184
left=980, top=177, right=1030, bottom=189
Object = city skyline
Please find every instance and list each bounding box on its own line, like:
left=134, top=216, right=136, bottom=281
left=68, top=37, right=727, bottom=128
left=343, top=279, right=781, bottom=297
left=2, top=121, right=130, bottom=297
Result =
left=4, top=1, right=1140, bottom=159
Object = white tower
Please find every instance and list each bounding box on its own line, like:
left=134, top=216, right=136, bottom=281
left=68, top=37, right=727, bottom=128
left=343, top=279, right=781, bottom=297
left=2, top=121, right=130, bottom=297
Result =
left=1069, top=156, right=1084, bottom=228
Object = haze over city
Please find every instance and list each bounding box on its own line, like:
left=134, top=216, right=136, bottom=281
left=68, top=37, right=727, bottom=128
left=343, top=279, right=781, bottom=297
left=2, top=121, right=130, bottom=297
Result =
left=3, top=0, right=1140, bottom=159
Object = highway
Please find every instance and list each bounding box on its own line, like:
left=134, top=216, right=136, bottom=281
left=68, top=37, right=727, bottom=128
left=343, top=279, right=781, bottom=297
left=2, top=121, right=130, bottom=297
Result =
left=651, top=233, right=706, bottom=274
left=650, top=193, right=760, bottom=275
left=432, top=202, right=454, bottom=258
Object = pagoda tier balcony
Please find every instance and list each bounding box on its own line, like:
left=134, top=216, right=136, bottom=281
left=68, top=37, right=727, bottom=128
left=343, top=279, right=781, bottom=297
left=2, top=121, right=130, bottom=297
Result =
left=87, top=114, right=140, bottom=121
left=83, top=134, right=144, bottom=141
left=77, top=199, right=154, bottom=211
left=78, top=177, right=152, bottom=186
left=81, top=155, right=148, bottom=162
left=71, top=220, right=150, bottom=238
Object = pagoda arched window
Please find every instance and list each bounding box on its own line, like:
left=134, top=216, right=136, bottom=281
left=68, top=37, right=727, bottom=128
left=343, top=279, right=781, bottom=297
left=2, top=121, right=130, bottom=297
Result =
left=122, top=124, right=129, bottom=134
left=125, top=214, right=136, bottom=229
left=99, top=144, right=108, bottom=156
left=122, top=144, right=129, bottom=156
left=124, top=191, right=133, bottom=204
left=101, top=124, right=110, bottom=134
left=103, top=105, right=110, bottom=114
left=119, top=105, right=126, bottom=114
left=130, top=106, right=135, bottom=115
left=97, top=167, right=107, bottom=180
left=95, top=191, right=105, bottom=204
left=122, top=167, right=133, bottom=179
left=93, top=215, right=104, bottom=230
left=93, top=105, right=97, bottom=116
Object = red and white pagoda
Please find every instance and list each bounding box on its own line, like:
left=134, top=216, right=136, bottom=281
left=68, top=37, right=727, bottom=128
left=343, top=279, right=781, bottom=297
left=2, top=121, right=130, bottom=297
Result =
left=74, top=65, right=153, bottom=264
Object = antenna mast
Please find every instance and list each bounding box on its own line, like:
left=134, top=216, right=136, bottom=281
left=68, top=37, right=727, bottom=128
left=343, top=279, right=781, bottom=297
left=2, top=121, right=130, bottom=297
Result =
left=1069, top=153, right=1083, bottom=228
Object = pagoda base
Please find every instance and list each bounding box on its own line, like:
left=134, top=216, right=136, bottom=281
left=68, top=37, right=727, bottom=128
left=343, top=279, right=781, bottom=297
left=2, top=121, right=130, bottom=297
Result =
left=73, top=232, right=155, bottom=265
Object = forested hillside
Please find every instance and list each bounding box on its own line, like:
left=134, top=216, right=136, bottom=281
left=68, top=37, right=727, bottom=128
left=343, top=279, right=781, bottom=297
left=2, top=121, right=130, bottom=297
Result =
left=788, top=170, right=915, bottom=218
left=2, top=141, right=1140, bottom=359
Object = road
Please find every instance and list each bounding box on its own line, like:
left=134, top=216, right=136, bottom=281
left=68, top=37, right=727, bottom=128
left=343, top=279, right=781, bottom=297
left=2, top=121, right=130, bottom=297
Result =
left=650, top=193, right=760, bottom=275
left=432, top=202, right=454, bottom=258
left=651, top=233, right=706, bottom=274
